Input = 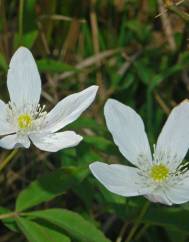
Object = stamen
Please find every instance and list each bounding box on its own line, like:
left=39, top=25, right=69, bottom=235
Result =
left=17, top=114, right=32, bottom=129
left=7, top=102, right=47, bottom=133
left=175, top=160, right=189, bottom=176
left=150, top=164, right=169, bottom=182
left=136, top=149, right=189, bottom=190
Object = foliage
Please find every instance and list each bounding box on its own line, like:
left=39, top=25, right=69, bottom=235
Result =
left=0, top=0, right=189, bottom=241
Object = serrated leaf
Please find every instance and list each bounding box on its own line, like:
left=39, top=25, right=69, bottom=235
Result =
left=27, top=208, right=110, bottom=242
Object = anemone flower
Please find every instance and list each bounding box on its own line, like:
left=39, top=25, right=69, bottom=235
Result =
left=90, top=99, right=189, bottom=205
left=0, top=47, right=98, bottom=152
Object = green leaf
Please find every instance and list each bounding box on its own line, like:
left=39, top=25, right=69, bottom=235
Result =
left=37, top=59, right=78, bottom=73
left=143, top=207, right=189, bottom=233
left=84, top=136, right=114, bottom=151
left=23, top=0, right=37, bottom=32
left=0, top=53, right=8, bottom=71
left=95, top=182, right=126, bottom=205
left=0, top=207, right=18, bottom=232
left=14, top=31, right=38, bottom=49
left=126, top=19, right=151, bottom=42
left=27, top=209, right=110, bottom=242
left=16, top=167, right=88, bottom=211
left=16, top=217, right=70, bottom=242
left=68, top=117, right=106, bottom=133
left=149, top=64, right=184, bottom=91
left=134, top=61, right=154, bottom=85
left=22, top=31, right=38, bottom=48
left=166, top=227, right=187, bottom=242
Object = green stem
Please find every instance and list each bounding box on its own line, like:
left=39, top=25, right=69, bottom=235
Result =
left=125, top=201, right=150, bottom=242
left=18, top=0, right=24, bottom=44
left=0, top=212, right=18, bottom=220
left=0, top=149, right=19, bottom=172
left=134, top=224, right=150, bottom=241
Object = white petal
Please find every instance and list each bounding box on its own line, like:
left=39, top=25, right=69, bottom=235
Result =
left=89, top=162, right=152, bottom=197
left=0, top=134, right=30, bottom=149
left=104, top=99, right=152, bottom=167
left=145, top=190, right=172, bottom=205
left=165, top=175, right=189, bottom=204
left=42, top=86, right=98, bottom=133
left=30, top=131, right=83, bottom=152
left=155, top=100, right=189, bottom=169
left=0, top=100, right=7, bottom=119
left=7, top=47, right=41, bottom=108
left=0, top=100, right=16, bottom=135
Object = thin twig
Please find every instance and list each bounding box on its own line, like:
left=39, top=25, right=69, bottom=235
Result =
left=154, top=91, right=170, bottom=114
left=158, top=0, right=176, bottom=50
left=18, top=0, right=24, bottom=44
left=37, top=21, right=50, bottom=55
left=155, top=0, right=185, bottom=18
left=39, top=14, right=86, bottom=23
left=90, top=0, right=105, bottom=101
left=56, top=48, right=122, bottom=81
left=169, top=5, right=189, bottom=22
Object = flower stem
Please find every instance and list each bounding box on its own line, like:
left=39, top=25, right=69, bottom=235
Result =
left=134, top=224, right=150, bottom=241
left=0, top=149, right=19, bottom=172
left=125, top=201, right=150, bottom=242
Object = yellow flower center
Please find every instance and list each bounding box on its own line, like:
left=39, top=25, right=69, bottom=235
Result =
left=150, top=164, right=169, bottom=182
left=17, top=114, right=32, bottom=129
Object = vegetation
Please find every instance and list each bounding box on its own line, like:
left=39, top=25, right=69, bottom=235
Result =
left=0, top=0, right=189, bottom=241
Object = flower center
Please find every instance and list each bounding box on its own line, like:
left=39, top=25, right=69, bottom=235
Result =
left=17, top=114, right=32, bottom=129
left=150, top=164, right=169, bottom=182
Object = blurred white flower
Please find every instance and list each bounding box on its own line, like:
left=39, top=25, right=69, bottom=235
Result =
left=90, top=99, right=189, bottom=205
left=0, top=47, right=98, bottom=152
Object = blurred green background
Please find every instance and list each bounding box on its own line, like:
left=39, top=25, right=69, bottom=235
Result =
left=1, top=0, right=189, bottom=241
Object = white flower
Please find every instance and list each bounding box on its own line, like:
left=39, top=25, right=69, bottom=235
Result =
left=0, top=47, right=98, bottom=152
left=90, top=99, right=189, bottom=205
